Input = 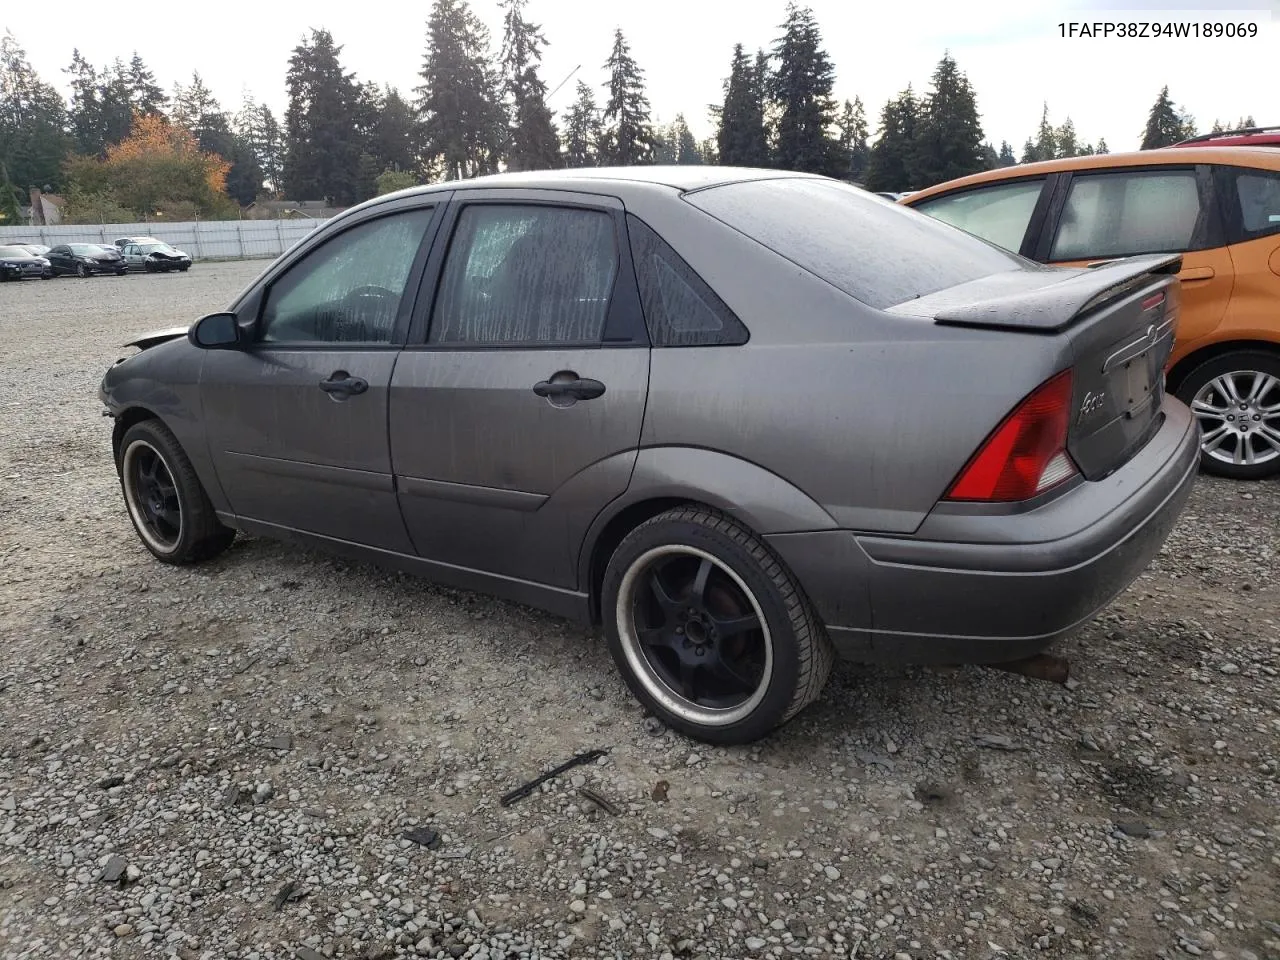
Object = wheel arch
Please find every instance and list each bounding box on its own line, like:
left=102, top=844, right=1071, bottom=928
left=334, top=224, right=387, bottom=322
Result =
left=579, top=447, right=839, bottom=626
left=1167, top=339, right=1280, bottom=394
left=111, top=406, right=163, bottom=468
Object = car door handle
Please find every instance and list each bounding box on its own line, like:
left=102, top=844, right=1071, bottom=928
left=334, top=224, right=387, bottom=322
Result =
left=532, top=376, right=606, bottom=401
left=319, top=372, right=368, bottom=396
left=1179, top=266, right=1216, bottom=282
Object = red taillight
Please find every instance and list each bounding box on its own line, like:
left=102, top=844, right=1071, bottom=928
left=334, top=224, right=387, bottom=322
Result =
left=944, top=370, right=1079, bottom=502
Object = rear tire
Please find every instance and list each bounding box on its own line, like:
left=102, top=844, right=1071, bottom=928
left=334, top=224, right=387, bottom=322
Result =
left=118, top=419, right=235, bottom=564
left=601, top=506, right=834, bottom=745
left=1175, top=350, right=1280, bottom=480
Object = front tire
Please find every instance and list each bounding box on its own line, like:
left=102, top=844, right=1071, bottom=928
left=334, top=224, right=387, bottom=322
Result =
left=1175, top=350, right=1280, bottom=480
left=602, top=506, right=834, bottom=745
left=75, top=264, right=87, bottom=278
left=118, top=419, right=235, bottom=564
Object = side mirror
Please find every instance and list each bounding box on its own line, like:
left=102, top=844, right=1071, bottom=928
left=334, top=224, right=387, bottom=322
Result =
left=189, top=312, right=246, bottom=349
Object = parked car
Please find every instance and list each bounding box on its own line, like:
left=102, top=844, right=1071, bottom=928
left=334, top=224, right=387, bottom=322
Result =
left=47, top=243, right=128, bottom=277
left=121, top=240, right=192, bottom=273
left=901, top=146, right=1280, bottom=479
left=1174, top=125, right=1280, bottom=149
left=99, top=167, right=1198, bottom=743
left=0, top=244, right=52, bottom=280
left=113, top=235, right=163, bottom=250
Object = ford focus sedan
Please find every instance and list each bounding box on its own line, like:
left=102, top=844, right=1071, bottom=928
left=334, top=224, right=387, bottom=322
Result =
left=99, top=168, right=1199, bottom=744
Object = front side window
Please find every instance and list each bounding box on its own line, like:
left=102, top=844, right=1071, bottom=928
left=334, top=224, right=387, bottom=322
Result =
left=1050, top=170, right=1202, bottom=260
left=912, top=179, right=1045, bottom=254
left=259, top=207, right=435, bottom=344
left=1234, top=168, right=1280, bottom=238
left=430, top=204, right=618, bottom=345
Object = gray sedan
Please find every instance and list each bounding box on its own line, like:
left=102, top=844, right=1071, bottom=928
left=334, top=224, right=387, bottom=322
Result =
left=98, top=167, right=1199, bottom=744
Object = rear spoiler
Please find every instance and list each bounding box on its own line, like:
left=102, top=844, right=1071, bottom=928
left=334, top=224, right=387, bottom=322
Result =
left=934, top=254, right=1183, bottom=334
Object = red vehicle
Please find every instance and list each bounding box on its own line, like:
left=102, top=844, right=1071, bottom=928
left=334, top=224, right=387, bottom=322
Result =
left=1174, top=126, right=1280, bottom=148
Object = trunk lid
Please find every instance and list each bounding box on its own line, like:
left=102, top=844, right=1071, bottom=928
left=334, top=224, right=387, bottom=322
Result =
left=887, top=254, right=1183, bottom=481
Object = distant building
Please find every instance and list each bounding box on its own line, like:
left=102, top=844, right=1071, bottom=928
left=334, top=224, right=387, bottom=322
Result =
left=28, top=188, right=64, bottom=226
left=243, top=199, right=346, bottom=220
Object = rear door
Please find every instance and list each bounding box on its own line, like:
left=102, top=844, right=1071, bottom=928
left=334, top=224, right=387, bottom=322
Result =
left=200, top=202, right=442, bottom=552
left=1036, top=164, right=1234, bottom=346
left=390, top=189, right=650, bottom=591
left=1216, top=163, right=1280, bottom=332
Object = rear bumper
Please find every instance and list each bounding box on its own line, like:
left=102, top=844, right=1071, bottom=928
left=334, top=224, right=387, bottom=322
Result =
left=768, top=398, right=1200, bottom=665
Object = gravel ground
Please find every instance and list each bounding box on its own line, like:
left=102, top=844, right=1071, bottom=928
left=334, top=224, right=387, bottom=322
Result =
left=1, top=262, right=1278, bottom=960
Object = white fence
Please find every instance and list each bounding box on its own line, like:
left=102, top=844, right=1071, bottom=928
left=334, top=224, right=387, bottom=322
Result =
left=0, top=218, right=332, bottom=261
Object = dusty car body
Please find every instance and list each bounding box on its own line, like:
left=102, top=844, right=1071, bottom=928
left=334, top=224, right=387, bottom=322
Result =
left=99, top=167, right=1199, bottom=743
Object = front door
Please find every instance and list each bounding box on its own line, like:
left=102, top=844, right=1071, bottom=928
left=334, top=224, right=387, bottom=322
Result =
left=1041, top=165, right=1234, bottom=347
left=390, top=194, right=650, bottom=590
left=201, top=204, right=440, bottom=552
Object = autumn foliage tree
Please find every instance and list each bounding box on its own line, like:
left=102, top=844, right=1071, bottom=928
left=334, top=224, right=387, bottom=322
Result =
left=63, top=112, right=234, bottom=221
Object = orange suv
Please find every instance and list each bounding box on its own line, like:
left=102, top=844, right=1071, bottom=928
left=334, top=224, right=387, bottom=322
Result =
left=902, top=147, right=1280, bottom=479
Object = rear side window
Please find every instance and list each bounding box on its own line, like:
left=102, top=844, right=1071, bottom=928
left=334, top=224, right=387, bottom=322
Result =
left=684, top=178, right=1024, bottom=310
left=1234, top=168, right=1280, bottom=238
left=1050, top=170, right=1202, bottom=260
left=627, top=215, right=747, bottom=346
left=912, top=180, right=1044, bottom=254
left=431, top=204, right=617, bottom=345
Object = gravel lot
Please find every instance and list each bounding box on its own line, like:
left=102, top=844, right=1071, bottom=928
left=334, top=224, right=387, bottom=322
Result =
left=1, top=261, right=1278, bottom=960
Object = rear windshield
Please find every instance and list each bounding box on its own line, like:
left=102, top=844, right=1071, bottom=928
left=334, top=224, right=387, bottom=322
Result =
left=684, top=177, right=1026, bottom=309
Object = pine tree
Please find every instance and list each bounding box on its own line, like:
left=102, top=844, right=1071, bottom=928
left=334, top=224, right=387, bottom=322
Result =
left=996, top=141, right=1016, bottom=166
left=1141, top=86, right=1195, bottom=149
left=1020, top=102, right=1057, bottom=162
left=284, top=29, right=365, bottom=203
left=912, top=53, right=984, bottom=187
left=499, top=0, right=560, bottom=170
left=561, top=80, right=602, bottom=168
left=1055, top=116, right=1079, bottom=157
left=417, top=0, right=506, bottom=180
left=96, top=59, right=136, bottom=150
left=0, top=161, right=21, bottom=223
left=372, top=87, right=420, bottom=175
left=865, top=86, right=918, bottom=192
left=171, top=73, right=225, bottom=150
left=833, top=97, right=869, bottom=182
left=1095, top=137, right=1109, bottom=155
left=715, top=43, right=769, bottom=167
left=655, top=114, right=700, bottom=165
left=1, top=33, right=70, bottom=191
left=242, top=103, right=285, bottom=196
left=599, top=29, right=654, bottom=165
left=126, top=53, right=166, bottom=116
left=768, top=4, right=838, bottom=175
left=64, top=50, right=102, bottom=155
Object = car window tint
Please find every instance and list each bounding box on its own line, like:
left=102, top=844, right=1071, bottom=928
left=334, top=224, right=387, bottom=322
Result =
left=1050, top=170, right=1201, bottom=260
left=913, top=180, right=1044, bottom=253
left=627, top=214, right=747, bottom=346
left=685, top=178, right=1025, bottom=310
left=1235, top=168, right=1280, bottom=238
left=431, top=204, right=617, bottom=345
left=259, top=207, right=434, bottom=344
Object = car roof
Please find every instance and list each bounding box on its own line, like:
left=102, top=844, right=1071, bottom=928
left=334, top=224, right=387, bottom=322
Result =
left=903, top=147, right=1280, bottom=204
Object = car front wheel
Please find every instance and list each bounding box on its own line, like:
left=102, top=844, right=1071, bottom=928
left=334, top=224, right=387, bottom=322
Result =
left=75, top=264, right=87, bottom=278
left=602, top=506, right=834, bottom=744
left=118, top=419, right=235, bottom=564
left=1176, top=350, right=1280, bottom=480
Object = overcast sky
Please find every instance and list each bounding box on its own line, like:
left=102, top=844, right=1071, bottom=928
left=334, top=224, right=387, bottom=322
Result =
left=4, top=0, right=1277, bottom=153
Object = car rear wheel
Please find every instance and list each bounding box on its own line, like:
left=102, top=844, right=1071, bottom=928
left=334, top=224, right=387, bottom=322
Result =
left=119, top=419, right=235, bottom=564
left=602, top=506, right=834, bottom=744
left=1176, top=351, right=1280, bottom=480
